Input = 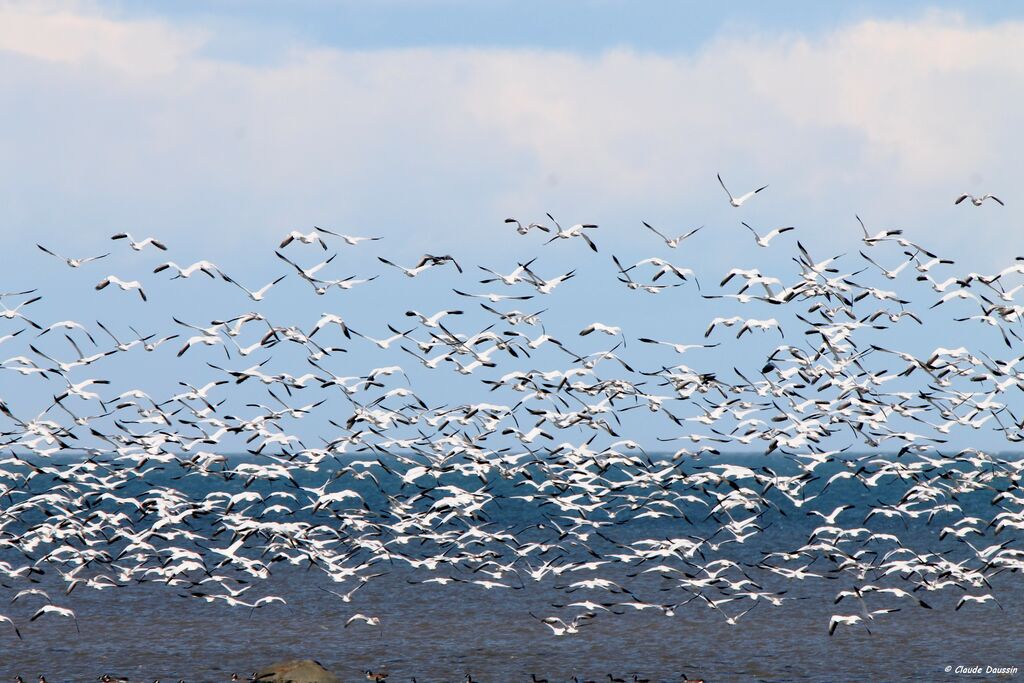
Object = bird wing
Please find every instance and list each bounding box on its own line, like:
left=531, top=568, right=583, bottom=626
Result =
left=36, top=244, right=62, bottom=259
left=767, top=226, right=794, bottom=240
left=641, top=221, right=668, bottom=242
left=676, top=225, right=703, bottom=242
left=717, top=173, right=734, bottom=201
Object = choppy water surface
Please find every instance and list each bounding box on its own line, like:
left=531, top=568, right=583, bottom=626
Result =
left=5, top=567, right=1022, bottom=682
left=1, top=458, right=1020, bottom=682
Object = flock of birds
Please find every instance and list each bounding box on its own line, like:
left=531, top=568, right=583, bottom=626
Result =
left=0, top=177, right=1021, bottom=680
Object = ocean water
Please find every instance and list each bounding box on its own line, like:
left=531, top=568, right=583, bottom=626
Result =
left=0, top=454, right=1021, bottom=682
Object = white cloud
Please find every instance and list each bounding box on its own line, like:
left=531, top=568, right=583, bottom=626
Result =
left=729, top=13, right=1024, bottom=183
left=0, top=4, right=1020, bottom=267
left=0, top=1, right=205, bottom=76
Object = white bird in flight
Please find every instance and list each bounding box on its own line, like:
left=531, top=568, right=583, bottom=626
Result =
left=110, top=232, right=167, bottom=251
left=153, top=260, right=222, bottom=279
left=36, top=244, right=109, bottom=268
left=279, top=226, right=342, bottom=250
left=641, top=221, right=703, bottom=248
left=405, top=309, right=463, bottom=328
left=452, top=289, right=533, bottom=303
left=955, top=594, right=1001, bottom=611
left=741, top=222, right=794, bottom=248
left=856, top=215, right=902, bottom=246
left=504, top=218, right=551, bottom=235
left=579, top=322, right=622, bottom=337
left=29, top=604, right=79, bottom=633
left=954, top=193, right=1003, bottom=206
left=637, top=338, right=718, bottom=354
left=314, top=228, right=382, bottom=245
left=544, top=214, right=598, bottom=252
left=344, top=613, right=381, bottom=628
left=529, top=611, right=596, bottom=636
left=718, top=173, right=768, bottom=207
left=221, top=273, right=286, bottom=301
left=704, top=315, right=745, bottom=338
left=828, top=607, right=899, bottom=636
left=95, top=276, right=146, bottom=301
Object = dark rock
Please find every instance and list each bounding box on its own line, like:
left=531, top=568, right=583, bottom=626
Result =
left=254, top=659, right=341, bottom=683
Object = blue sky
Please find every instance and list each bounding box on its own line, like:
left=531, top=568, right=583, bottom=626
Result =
left=111, top=1, right=1023, bottom=55
left=1, top=2, right=1023, bottom=451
